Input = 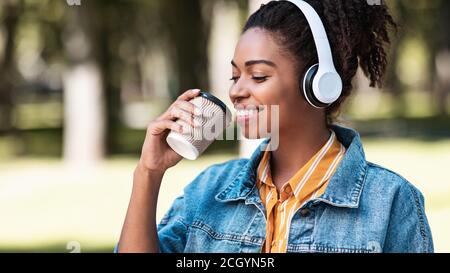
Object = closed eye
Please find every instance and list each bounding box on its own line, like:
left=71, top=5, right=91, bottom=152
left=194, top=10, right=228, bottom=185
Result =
left=230, top=76, right=240, bottom=83
left=252, top=76, right=268, bottom=82
left=229, top=76, right=269, bottom=84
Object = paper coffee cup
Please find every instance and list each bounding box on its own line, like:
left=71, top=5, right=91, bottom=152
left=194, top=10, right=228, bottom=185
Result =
left=166, top=91, right=232, bottom=160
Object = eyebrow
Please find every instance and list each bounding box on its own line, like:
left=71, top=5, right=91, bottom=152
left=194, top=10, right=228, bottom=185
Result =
left=231, top=60, right=277, bottom=68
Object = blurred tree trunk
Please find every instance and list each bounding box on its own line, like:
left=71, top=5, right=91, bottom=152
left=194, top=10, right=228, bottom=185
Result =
left=97, top=3, right=122, bottom=156
left=433, top=0, right=450, bottom=115
left=0, top=0, right=21, bottom=133
left=159, top=0, right=213, bottom=99
left=62, top=2, right=105, bottom=167
left=385, top=0, right=408, bottom=117
left=385, top=35, right=407, bottom=117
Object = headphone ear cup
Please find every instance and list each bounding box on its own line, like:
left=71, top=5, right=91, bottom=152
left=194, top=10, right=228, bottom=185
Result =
left=303, top=64, right=330, bottom=108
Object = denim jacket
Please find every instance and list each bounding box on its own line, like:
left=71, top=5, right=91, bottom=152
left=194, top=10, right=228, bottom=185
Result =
left=156, top=125, right=434, bottom=253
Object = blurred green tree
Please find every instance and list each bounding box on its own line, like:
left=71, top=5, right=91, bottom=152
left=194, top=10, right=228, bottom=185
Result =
left=158, top=0, right=213, bottom=99
left=0, top=0, right=448, bottom=161
left=386, top=0, right=450, bottom=116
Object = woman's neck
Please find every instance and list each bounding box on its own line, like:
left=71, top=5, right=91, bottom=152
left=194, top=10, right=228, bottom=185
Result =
left=269, top=123, right=331, bottom=190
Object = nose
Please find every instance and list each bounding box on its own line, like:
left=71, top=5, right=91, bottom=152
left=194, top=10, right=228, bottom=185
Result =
left=229, top=82, right=251, bottom=105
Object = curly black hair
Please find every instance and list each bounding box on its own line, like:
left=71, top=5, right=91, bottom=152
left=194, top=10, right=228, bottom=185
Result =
left=242, top=0, right=397, bottom=124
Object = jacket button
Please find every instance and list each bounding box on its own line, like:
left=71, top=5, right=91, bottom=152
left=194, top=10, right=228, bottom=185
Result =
left=300, top=208, right=311, bottom=217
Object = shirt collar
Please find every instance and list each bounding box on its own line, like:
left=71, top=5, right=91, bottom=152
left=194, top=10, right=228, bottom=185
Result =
left=256, top=130, right=344, bottom=201
left=215, top=125, right=367, bottom=208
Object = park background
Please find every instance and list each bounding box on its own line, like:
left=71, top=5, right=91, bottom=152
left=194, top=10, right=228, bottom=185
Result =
left=0, top=0, right=449, bottom=252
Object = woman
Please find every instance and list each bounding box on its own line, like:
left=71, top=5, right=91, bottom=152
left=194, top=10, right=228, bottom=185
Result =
left=117, top=0, right=433, bottom=253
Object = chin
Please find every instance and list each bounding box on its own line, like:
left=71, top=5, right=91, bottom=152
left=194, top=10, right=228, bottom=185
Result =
left=239, top=125, right=271, bottom=140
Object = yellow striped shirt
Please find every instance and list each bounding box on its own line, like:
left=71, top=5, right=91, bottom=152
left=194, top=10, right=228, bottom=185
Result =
left=256, top=130, right=346, bottom=253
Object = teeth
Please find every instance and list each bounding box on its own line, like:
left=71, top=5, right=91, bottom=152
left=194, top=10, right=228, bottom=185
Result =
left=236, top=109, right=260, bottom=117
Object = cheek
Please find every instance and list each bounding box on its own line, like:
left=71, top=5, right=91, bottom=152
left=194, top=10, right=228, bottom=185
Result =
left=254, top=80, right=297, bottom=127
left=278, top=71, right=307, bottom=111
left=252, top=80, right=282, bottom=107
left=279, top=65, right=301, bottom=98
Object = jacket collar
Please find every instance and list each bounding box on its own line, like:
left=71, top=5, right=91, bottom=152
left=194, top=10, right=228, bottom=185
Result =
left=215, top=125, right=368, bottom=209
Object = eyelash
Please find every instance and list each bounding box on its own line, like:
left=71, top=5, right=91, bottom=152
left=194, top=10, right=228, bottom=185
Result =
left=229, top=76, right=268, bottom=83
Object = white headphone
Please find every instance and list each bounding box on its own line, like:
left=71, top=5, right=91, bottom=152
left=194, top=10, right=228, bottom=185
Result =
left=281, top=0, right=343, bottom=108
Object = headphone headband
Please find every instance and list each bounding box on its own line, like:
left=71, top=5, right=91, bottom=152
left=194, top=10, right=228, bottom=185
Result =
left=285, top=0, right=336, bottom=71
left=278, top=0, right=343, bottom=108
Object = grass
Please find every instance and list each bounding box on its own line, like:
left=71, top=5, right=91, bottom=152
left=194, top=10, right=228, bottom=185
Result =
left=0, top=138, right=449, bottom=253
left=0, top=153, right=235, bottom=253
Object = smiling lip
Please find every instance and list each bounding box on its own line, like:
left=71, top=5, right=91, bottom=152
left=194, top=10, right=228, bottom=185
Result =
left=234, top=104, right=265, bottom=111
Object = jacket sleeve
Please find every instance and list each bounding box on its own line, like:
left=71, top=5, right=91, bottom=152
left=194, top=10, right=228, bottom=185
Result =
left=112, top=192, right=190, bottom=253
left=157, top=194, right=189, bottom=253
left=156, top=167, right=210, bottom=253
left=383, top=183, right=434, bottom=253
left=112, top=167, right=208, bottom=253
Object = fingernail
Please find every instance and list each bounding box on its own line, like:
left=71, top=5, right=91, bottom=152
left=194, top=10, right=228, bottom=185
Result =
left=192, top=89, right=201, bottom=94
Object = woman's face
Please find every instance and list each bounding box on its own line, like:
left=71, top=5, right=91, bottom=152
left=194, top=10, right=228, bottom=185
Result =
left=229, top=27, right=310, bottom=140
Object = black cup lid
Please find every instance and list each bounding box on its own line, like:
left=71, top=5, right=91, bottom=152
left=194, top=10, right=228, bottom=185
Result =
left=199, top=91, right=228, bottom=113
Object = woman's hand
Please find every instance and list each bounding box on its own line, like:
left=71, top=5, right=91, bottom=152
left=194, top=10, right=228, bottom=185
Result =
left=137, top=89, right=202, bottom=175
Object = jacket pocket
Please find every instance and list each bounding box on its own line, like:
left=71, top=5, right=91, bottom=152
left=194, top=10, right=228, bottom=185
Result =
left=184, top=220, right=264, bottom=253
left=287, top=241, right=382, bottom=253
